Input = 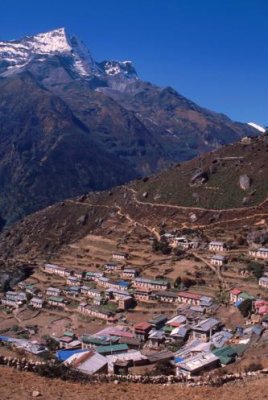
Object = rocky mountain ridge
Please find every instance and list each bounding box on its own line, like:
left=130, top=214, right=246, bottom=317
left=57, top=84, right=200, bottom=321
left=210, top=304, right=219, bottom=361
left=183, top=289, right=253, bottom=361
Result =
left=0, top=28, right=258, bottom=225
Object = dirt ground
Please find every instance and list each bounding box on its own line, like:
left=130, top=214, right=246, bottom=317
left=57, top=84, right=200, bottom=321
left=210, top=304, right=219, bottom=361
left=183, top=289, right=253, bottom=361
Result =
left=0, top=366, right=267, bottom=400
left=215, top=305, right=245, bottom=330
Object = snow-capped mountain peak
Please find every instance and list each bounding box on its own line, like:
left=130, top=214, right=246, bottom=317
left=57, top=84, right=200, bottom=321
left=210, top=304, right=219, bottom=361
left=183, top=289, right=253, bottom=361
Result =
left=0, top=27, right=100, bottom=77
left=25, top=27, right=72, bottom=54
left=0, top=28, right=139, bottom=85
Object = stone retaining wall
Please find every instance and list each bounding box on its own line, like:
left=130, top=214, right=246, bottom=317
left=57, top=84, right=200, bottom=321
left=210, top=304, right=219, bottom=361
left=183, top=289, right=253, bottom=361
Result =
left=0, top=354, right=267, bottom=387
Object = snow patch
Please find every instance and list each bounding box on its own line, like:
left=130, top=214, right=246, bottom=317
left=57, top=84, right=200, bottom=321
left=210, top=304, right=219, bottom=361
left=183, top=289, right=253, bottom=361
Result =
left=248, top=122, right=266, bottom=133
left=101, top=60, right=137, bottom=78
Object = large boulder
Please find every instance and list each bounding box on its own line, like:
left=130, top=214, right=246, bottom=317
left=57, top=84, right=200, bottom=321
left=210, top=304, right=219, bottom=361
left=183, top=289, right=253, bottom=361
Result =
left=190, top=170, right=209, bottom=185
left=239, top=174, right=251, bottom=191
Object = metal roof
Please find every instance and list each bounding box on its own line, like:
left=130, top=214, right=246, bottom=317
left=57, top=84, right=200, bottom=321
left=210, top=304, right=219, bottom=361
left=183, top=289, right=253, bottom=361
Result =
left=81, top=336, right=112, bottom=346
left=147, top=350, right=174, bottom=363
left=96, top=343, right=129, bottom=354
left=177, top=352, right=219, bottom=372
left=177, top=291, right=201, bottom=300
left=148, top=329, right=165, bottom=339
left=193, top=318, right=220, bottom=332
left=30, top=297, right=43, bottom=304
left=64, top=351, right=108, bottom=374
left=106, top=351, right=147, bottom=371
left=175, top=339, right=212, bottom=359
left=211, top=331, right=233, bottom=348
left=135, top=277, right=168, bottom=285
left=238, top=292, right=255, bottom=300
left=134, top=322, right=152, bottom=331
left=149, top=315, right=167, bottom=325
left=47, top=287, right=61, bottom=292
left=211, top=255, right=226, bottom=261
left=48, top=296, right=65, bottom=302
left=213, top=344, right=247, bottom=364
left=167, top=315, right=187, bottom=326
left=154, top=291, right=178, bottom=298
left=170, top=325, right=189, bottom=338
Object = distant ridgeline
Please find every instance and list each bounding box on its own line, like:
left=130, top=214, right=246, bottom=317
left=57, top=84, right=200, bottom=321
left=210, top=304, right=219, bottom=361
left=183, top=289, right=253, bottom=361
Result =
left=0, top=28, right=258, bottom=225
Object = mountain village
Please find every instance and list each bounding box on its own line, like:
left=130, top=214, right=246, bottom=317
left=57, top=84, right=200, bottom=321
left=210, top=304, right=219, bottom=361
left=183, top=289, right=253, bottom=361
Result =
left=0, top=3, right=268, bottom=397
left=1, top=230, right=268, bottom=380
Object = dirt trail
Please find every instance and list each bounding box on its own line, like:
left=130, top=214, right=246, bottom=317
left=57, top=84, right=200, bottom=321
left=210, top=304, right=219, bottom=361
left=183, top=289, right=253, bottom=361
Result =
left=124, top=186, right=268, bottom=229
left=116, top=205, right=161, bottom=241
left=66, top=186, right=268, bottom=236
left=191, top=251, right=226, bottom=287
left=125, top=186, right=268, bottom=214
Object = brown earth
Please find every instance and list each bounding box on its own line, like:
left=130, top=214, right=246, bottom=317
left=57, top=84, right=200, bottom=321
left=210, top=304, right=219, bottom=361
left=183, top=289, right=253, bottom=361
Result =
left=0, top=366, right=268, bottom=400
left=0, top=135, right=267, bottom=293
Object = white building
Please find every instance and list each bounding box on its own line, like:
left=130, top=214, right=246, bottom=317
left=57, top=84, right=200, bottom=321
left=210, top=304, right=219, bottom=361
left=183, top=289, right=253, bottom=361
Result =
left=81, top=286, right=102, bottom=298
left=112, top=252, right=128, bottom=261
left=176, top=352, right=219, bottom=377
left=66, top=276, right=81, bottom=286
left=259, top=276, right=268, bottom=289
left=78, top=303, right=117, bottom=322
left=249, top=248, right=268, bottom=260
left=44, top=264, right=70, bottom=277
left=47, top=296, right=66, bottom=308
left=104, top=263, right=123, bottom=273
left=133, top=277, right=169, bottom=291
left=208, top=241, right=225, bottom=252
left=210, top=255, right=227, bottom=267
left=30, top=297, right=44, bottom=309
left=46, top=287, right=62, bottom=297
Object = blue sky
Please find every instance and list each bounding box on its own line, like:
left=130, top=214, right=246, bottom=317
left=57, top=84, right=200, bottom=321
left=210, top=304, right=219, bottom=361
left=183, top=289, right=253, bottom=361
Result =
left=0, top=0, right=267, bottom=125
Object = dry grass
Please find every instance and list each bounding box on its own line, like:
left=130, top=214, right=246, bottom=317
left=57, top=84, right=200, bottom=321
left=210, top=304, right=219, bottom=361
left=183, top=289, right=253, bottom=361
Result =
left=0, top=366, right=267, bottom=400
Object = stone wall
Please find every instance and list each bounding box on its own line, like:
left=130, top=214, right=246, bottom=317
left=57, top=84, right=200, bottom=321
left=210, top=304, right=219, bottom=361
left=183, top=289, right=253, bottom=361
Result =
left=0, top=354, right=268, bottom=387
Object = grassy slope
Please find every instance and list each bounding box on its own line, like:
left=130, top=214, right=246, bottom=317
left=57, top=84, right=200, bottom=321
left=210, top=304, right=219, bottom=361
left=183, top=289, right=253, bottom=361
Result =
left=134, top=134, right=268, bottom=209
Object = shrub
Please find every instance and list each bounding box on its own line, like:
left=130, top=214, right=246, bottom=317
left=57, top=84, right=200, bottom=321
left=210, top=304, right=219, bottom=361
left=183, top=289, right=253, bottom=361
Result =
left=153, top=360, right=174, bottom=376
left=181, top=277, right=196, bottom=288
left=174, top=276, right=181, bottom=288
left=238, top=298, right=252, bottom=317
left=247, top=261, right=264, bottom=280
left=152, top=239, right=171, bottom=255
left=244, top=362, right=263, bottom=372
left=11, top=324, right=20, bottom=332
left=42, top=335, right=59, bottom=352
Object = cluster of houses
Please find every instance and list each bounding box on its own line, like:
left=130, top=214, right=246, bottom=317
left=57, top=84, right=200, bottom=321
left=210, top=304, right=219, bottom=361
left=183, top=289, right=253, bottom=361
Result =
left=162, top=233, right=200, bottom=250
left=2, top=284, right=267, bottom=379
left=162, top=234, right=228, bottom=254
left=1, top=238, right=267, bottom=322
left=248, top=246, right=268, bottom=290
left=36, top=247, right=267, bottom=378
left=1, top=236, right=268, bottom=379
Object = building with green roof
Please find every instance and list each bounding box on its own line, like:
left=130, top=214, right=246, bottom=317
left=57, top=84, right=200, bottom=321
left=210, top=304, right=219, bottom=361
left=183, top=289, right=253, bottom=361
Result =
left=96, top=343, right=128, bottom=355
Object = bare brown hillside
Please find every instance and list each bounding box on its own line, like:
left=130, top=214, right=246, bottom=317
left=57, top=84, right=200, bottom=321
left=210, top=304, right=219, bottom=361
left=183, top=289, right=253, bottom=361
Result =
left=0, top=366, right=267, bottom=400
left=0, top=134, right=267, bottom=265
